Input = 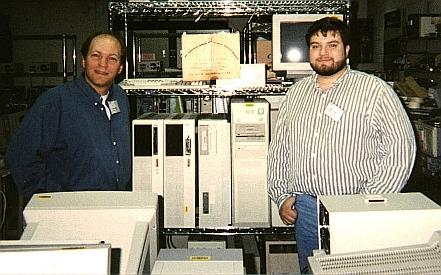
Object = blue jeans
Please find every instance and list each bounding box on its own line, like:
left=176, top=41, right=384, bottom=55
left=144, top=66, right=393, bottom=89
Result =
left=294, top=194, right=318, bottom=273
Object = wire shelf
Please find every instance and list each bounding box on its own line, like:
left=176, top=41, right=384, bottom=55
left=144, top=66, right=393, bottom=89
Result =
left=108, top=0, right=349, bottom=18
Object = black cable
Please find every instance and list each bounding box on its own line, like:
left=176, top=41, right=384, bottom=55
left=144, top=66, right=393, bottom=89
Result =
left=169, top=235, right=176, bottom=249
left=0, top=190, right=7, bottom=231
left=166, top=235, right=171, bottom=248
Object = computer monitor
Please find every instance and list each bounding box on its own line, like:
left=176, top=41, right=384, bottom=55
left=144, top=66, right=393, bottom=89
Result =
left=0, top=240, right=111, bottom=275
left=272, top=14, right=344, bottom=79
left=19, top=191, right=159, bottom=275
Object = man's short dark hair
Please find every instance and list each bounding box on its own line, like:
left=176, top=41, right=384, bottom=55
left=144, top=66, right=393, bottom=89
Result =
left=305, top=17, right=350, bottom=47
left=80, top=31, right=126, bottom=64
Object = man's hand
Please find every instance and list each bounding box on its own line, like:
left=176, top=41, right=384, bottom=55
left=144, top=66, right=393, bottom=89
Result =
left=279, top=196, right=297, bottom=225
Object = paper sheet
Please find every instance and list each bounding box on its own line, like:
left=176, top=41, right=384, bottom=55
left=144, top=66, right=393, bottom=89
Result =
left=182, top=32, right=240, bottom=81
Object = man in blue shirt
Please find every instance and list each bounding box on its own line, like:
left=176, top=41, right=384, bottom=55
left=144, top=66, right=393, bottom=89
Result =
left=5, top=32, right=131, bottom=199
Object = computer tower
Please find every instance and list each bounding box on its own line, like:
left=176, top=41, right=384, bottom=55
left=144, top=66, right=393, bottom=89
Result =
left=163, top=113, right=198, bottom=228
left=132, top=113, right=168, bottom=195
left=260, top=95, right=288, bottom=227
left=230, top=98, right=270, bottom=227
left=151, top=248, right=244, bottom=275
left=133, top=113, right=197, bottom=228
left=197, top=114, right=232, bottom=228
left=318, top=192, right=441, bottom=254
left=265, top=240, right=300, bottom=274
left=414, top=120, right=441, bottom=157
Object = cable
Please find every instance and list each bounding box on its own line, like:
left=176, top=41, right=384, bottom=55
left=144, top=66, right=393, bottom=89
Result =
left=0, top=190, right=7, bottom=232
left=170, top=236, right=176, bottom=248
left=166, top=235, right=171, bottom=248
left=167, top=235, right=176, bottom=249
left=166, top=235, right=173, bottom=248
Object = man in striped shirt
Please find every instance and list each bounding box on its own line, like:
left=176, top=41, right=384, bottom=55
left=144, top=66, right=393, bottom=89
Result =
left=267, top=17, right=416, bottom=273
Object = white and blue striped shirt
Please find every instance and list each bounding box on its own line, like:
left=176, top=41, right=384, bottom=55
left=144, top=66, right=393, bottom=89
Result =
left=267, top=69, right=417, bottom=208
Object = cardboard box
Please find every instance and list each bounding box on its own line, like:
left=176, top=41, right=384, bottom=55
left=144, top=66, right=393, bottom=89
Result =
left=256, top=40, right=272, bottom=67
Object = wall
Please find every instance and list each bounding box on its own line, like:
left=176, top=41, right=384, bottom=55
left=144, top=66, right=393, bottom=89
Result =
left=1, top=0, right=439, bottom=77
left=1, top=0, right=108, bottom=42
left=367, top=0, right=441, bottom=65
left=0, top=0, right=109, bottom=86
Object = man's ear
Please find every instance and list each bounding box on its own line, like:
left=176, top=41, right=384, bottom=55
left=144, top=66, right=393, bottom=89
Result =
left=345, top=45, right=350, bottom=57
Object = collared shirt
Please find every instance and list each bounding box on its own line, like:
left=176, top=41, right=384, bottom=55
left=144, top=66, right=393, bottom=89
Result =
left=267, top=69, right=416, bottom=208
left=5, top=76, right=131, bottom=199
left=101, top=93, right=111, bottom=119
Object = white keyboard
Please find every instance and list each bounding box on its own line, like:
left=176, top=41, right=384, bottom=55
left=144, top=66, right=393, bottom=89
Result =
left=119, top=78, right=210, bottom=90
left=308, top=230, right=441, bottom=274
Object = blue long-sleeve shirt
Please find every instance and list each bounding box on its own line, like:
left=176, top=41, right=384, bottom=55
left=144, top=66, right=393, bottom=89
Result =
left=5, top=76, right=131, bottom=199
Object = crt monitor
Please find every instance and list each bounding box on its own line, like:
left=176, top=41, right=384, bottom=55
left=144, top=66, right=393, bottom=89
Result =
left=0, top=240, right=111, bottom=275
left=272, top=14, right=344, bottom=79
left=19, top=191, right=159, bottom=275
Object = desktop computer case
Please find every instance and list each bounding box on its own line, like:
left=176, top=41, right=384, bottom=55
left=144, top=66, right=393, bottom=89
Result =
left=259, top=95, right=289, bottom=227
left=132, top=113, right=168, bottom=195
left=318, top=192, right=441, bottom=254
left=197, top=114, right=232, bottom=228
left=230, top=98, right=270, bottom=227
left=133, top=113, right=197, bottom=228
left=163, top=114, right=198, bottom=228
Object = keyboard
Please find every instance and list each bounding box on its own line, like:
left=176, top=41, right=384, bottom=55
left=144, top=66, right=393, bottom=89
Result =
left=119, top=78, right=210, bottom=90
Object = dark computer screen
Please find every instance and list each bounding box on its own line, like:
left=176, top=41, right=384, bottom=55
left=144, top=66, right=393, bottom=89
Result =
left=279, top=22, right=312, bottom=63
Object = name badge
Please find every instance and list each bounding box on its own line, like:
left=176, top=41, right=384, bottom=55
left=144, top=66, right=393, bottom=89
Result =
left=324, top=102, right=344, bottom=122
left=108, top=100, right=121, bottom=115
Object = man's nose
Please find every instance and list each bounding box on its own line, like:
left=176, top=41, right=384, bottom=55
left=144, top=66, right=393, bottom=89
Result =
left=319, top=46, right=328, bottom=56
left=98, top=57, right=108, bottom=67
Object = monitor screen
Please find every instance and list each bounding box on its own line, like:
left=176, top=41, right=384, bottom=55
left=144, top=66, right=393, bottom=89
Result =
left=279, top=22, right=311, bottom=64
left=272, top=14, right=344, bottom=79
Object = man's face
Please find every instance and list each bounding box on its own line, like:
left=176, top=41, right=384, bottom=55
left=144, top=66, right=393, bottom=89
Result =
left=308, top=30, right=349, bottom=76
left=82, top=34, right=123, bottom=94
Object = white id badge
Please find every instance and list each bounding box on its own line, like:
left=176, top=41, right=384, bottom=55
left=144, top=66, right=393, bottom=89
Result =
left=324, top=102, right=344, bottom=122
left=108, top=100, right=121, bottom=115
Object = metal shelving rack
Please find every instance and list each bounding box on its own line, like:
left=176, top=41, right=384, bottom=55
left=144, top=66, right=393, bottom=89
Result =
left=108, top=0, right=349, bottom=18
left=7, top=34, right=77, bottom=82
left=108, top=0, right=349, bottom=84
left=1, top=34, right=77, bottom=106
left=107, top=0, right=349, bottom=232
left=107, top=3, right=350, bottom=272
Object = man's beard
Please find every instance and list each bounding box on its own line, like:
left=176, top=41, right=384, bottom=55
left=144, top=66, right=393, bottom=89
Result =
left=310, top=58, right=347, bottom=76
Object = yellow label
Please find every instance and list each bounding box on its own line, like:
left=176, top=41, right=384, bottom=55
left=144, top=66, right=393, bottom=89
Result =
left=245, top=103, right=254, bottom=107
left=190, top=256, right=211, bottom=261
left=37, top=195, right=52, bottom=199
left=184, top=206, right=189, bottom=213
